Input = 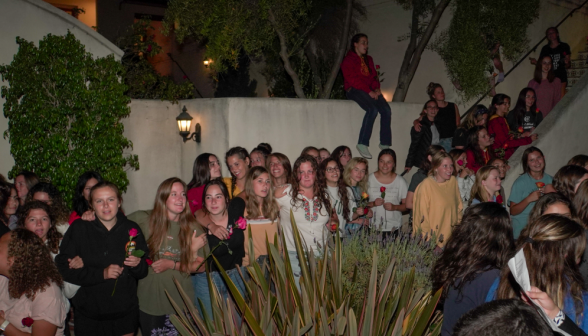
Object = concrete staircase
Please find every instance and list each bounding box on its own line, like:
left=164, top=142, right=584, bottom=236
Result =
left=567, top=39, right=588, bottom=90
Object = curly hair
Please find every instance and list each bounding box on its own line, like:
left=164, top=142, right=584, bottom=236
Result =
left=317, top=158, right=351, bottom=222
left=553, top=165, right=588, bottom=201
left=26, top=182, right=70, bottom=225
left=17, top=201, right=62, bottom=255
left=433, top=203, right=513, bottom=298
left=7, top=229, right=63, bottom=300
left=290, top=155, right=331, bottom=216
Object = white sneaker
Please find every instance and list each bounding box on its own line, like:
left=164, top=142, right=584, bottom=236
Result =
left=356, top=144, right=372, bottom=159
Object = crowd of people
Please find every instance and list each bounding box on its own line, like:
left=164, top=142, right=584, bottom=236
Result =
left=0, top=27, right=578, bottom=336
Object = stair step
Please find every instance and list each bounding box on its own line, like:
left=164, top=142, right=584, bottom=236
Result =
left=571, top=59, right=587, bottom=68
left=577, top=51, right=588, bottom=60
left=568, top=68, right=588, bottom=77
left=568, top=77, right=580, bottom=87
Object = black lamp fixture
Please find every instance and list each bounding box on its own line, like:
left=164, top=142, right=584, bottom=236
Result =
left=176, top=105, right=201, bottom=143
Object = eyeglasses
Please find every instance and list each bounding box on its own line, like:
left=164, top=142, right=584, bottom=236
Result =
left=525, top=95, right=535, bottom=99
left=326, top=167, right=340, bottom=173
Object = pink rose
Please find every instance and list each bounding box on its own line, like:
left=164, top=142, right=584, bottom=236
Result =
left=457, top=160, right=464, bottom=166
left=129, top=228, right=138, bottom=238
left=146, top=258, right=153, bottom=266
left=236, top=217, right=247, bottom=230
left=22, top=317, right=34, bottom=327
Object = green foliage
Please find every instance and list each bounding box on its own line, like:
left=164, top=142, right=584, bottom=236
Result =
left=167, top=211, right=442, bottom=335
left=214, top=51, right=258, bottom=98
left=433, top=0, right=540, bottom=101
left=0, top=32, right=139, bottom=205
left=117, top=18, right=194, bottom=102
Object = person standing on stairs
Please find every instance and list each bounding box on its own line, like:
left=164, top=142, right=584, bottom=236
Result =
left=341, top=33, right=391, bottom=159
left=530, top=27, right=570, bottom=97
left=528, top=55, right=562, bottom=118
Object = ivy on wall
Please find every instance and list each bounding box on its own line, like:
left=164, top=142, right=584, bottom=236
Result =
left=0, top=32, right=139, bottom=205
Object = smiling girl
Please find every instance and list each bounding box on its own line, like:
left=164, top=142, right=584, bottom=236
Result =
left=266, top=153, right=293, bottom=189
left=343, top=157, right=373, bottom=230
left=318, top=158, right=354, bottom=236
left=469, top=166, right=502, bottom=206
left=224, top=147, right=251, bottom=199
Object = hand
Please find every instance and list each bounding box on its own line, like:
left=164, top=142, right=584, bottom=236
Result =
left=404, top=167, right=412, bottom=174
left=525, top=286, right=560, bottom=319
left=413, top=118, right=422, bottom=132
left=374, top=198, right=385, bottom=206
left=151, top=259, right=174, bottom=274
left=68, top=256, right=84, bottom=269
left=355, top=207, right=365, bottom=216
left=459, top=169, right=469, bottom=178
left=522, top=131, right=531, bottom=137
left=81, top=210, right=95, bottom=221
left=383, top=202, right=395, bottom=211
left=530, top=133, right=538, bottom=141
left=191, top=231, right=207, bottom=252
left=361, top=218, right=370, bottom=226
left=369, top=91, right=378, bottom=99
left=124, top=256, right=141, bottom=268
left=465, top=168, right=474, bottom=176
left=103, top=264, right=123, bottom=280
left=209, top=223, right=230, bottom=240
left=374, top=88, right=382, bottom=96
left=527, top=190, right=542, bottom=203
left=529, top=57, right=537, bottom=65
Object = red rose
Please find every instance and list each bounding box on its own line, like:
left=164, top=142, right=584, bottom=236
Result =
left=517, top=126, right=523, bottom=133
left=146, top=258, right=153, bottom=266
left=363, top=208, right=369, bottom=215
left=330, top=224, right=338, bottom=231
left=380, top=186, right=386, bottom=192
left=22, top=317, right=34, bottom=327
left=496, top=195, right=503, bottom=204
left=376, top=65, right=380, bottom=70
left=129, top=228, right=138, bottom=238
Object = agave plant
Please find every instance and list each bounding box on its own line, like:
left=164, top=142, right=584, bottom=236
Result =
left=166, top=210, right=442, bottom=335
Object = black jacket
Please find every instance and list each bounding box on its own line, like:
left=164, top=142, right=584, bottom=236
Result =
left=405, top=117, right=433, bottom=169
left=55, top=211, right=149, bottom=320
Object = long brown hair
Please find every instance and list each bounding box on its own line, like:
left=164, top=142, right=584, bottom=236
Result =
left=225, top=147, right=250, bottom=198
left=574, top=180, right=588, bottom=228
left=147, top=178, right=195, bottom=272
left=534, top=55, right=556, bottom=84
left=290, top=155, right=331, bottom=216
left=17, top=201, right=62, bottom=254
left=496, top=215, right=586, bottom=318
left=469, top=166, right=499, bottom=205
left=266, top=152, right=293, bottom=185
left=317, top=158, right=351, bottom=222
left=553, top=165, right=588, bottom=201
left=243, top=167, right=279, bottom=221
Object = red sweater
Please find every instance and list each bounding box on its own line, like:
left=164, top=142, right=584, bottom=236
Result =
left=341, top=50, right=380, bottom=94
left=465, top=148, right=491, bottom=173
left=487, top=115, right=532, bottom=160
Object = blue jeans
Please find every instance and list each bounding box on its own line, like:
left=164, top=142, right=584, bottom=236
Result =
left=439, top=137, right=453, bottom=153
left=192, top=267, right=247, bottom=320
left=346, top=88, right=392, bottom=146
left=288, top=250, right=302, bottom=290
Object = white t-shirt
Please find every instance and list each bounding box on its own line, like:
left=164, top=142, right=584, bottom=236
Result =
left=276, top=185, right=329, bottom=253
left=326, top=186, right=355, bottom=236
left=368, top=173, right=408, bottom=231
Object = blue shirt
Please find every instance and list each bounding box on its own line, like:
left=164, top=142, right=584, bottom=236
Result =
left=508, top=173, right=553, bottom=238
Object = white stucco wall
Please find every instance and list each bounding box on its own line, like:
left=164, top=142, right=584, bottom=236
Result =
left=0, top=0, right=122, bottom=177
left=122, top=98, right=422, bottom=213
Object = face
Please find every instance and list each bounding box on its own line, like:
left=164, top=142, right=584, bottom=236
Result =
left=0, top=234, right=12, bottom=277
left=432, top=87, right=445, bottom=101
left=482, top=169, right=502, bottom=194
left=32, top=192, right=52, bottom=206
left=227, top=155, right=250, bottom=181
left=24, top=209, right=51, bottom=241
left=575, top=174, right=588, bottom=193
left=492, top=159, right=507, bottom=179
left=476, top=114, right=488, bottom=126
left=378, top=154, right=395, bottom=175
left=306, top=149, right=319, bottom=163
left=544, top=202, right=571, bottom=217
left=424, top=101, right=438, bottom=120
left=14, top=175, right=27, bottom=200
left=525, top=91, right=536, bottom=109
left=204, top=185, right=227, bottom=215
left=166, top=182, right=186, bottom=219
left=435, top=158, right=454, bottom=182
left=350, top=162, right=367, bottom=184
left=91, top=187, right=120, bottom=224
left=527, top=151, right=545, bottom=174
left=253, top=173, right=271, bottom=199
left=4, top=189, right=18, bottom=216
left=209, top=156, right=221, bottom=179
left=325, top=161, right=341, bottom=185
left=319, top=150, right=330, bottom=164
left=478, top=129, right=493, bottom=149
left=250, top=152, right=265, bottom=168
left=269, top=157, right=285, bottom=179
left=339, top=149, right=351, bottom=167
left=354, top=37, right=368, bottom=55
left=83, top=178, right=99, bottom=201
left=546, top=29, right=558, bottom=43
left=541, top=57, right=552, bottom=73
left=495, top=98, right=510, bottom=116
left=297, top=162, right=316, bottom=189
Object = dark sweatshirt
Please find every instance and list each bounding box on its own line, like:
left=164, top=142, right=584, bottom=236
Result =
left=55, top=212, right=149, bottom=320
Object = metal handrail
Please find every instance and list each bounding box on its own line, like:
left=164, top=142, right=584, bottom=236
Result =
left=461, top=0, right=588, bottom=118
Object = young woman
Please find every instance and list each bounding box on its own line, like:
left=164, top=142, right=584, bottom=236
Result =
left=490, top=215, right=588, bottom=332
left=318, top=148, right=330, bottom=165
left=0, top=229, right=68, bottom=335
left=573, top=181, right=588, bottom=287
left=427, top=83, right=460, bottom=152
left=469, top=166, right=502, bottom=205
left=433, top=203, right=513, bottom=336
left=405, top=100, right=439, bottom=173
left=56, top=182, right=149, bottom=336
left=506, top=88, right=543, bottom=133
left=14, top=171, right=39, bottom=206
left=508, top=147, right=554, bottom=238
left=1, top=183, right=18, bottom=230
left=300, top=146, right=320, bottom=162
left=465, top=126, right=494, bottom=173
left=452, top=105, right=489, bottom=149
left=233, top=167, right=280, bottom=265
left=413, top=151, right=463, bottom=248
left=134, top=178, right=207, bottom=334
left=531, top=27, right=571, bottom=94
left=193, top=180, right=246, bottom=319
left=26, top=182, right=70, bottom=235
left=489, top=157, right=508, bottom=205
left=368, top=149, right=408, bottom=236
left=569, top=155, right=588, bottom=169
left=250, top=143, right=272, bottom=168
left=69, top=171, right=103, bottom=224
left=487, top=94, right=537, bottom=160
left=187, top=153, right=222, bottom=213
left=331, top=146, right=352, bottom=168
left=318, top=158, right=355, bottom=236
left=449, top=149, right=475, bottom=206
left=267, top=152, right=292, bottom=189
left=528, top=55, right=563, bottom=117
left=343, top=157, right=373, bottom=230
left=341, top=33, right=391, bottom=159
left=274, top=155, right=331, bottom=285
left=529, top=192, right=574, bottom=225
left=553, top=165, right=588, bottom=202
left=224, top=147, right=251, bottom=199
left=406, top=145, right=445, bottom=211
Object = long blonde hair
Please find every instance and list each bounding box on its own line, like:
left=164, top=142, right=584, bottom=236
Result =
left=243, top=167, right=279, bottom=221
left=469, top=166, right=499, bottom=205
left=147, top=178, right=195, bottom=272
left=343, top=157, right=369, bottom=193
left=428, top=152, right=452, bottom=176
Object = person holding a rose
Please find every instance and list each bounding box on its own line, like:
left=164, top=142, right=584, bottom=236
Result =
left=56, top=181, right=149, bottom=336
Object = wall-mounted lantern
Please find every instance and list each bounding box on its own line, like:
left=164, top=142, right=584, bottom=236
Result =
left=176, top=106, right=201, bottom=143
left=203, top=60, right=210, bottom=68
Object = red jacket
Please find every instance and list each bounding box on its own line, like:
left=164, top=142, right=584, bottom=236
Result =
left=341, top=50, right=380, bottom=94
left=465, top=148, right=491, bottom=173
left=487, top=115, right=532, bottom=160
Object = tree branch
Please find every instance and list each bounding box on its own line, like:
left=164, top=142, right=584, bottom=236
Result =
left=321, top=0, right=353, bottom=99
left=305, top=41, right=323, bottom=95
